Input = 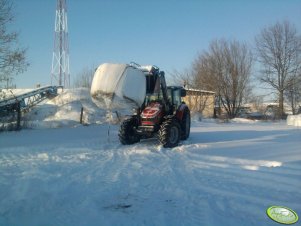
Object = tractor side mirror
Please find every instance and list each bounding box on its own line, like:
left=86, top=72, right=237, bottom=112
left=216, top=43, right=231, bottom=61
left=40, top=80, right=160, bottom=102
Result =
left=181, top=88, right=186, bottom=97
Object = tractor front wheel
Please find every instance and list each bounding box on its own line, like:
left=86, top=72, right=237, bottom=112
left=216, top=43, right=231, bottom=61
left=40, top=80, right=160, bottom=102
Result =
left=159, top=119, right=181, bottom=148
left=119, top=117, right=140, bottom=145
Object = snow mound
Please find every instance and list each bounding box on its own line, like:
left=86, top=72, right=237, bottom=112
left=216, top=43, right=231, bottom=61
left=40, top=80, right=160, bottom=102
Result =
left=231, top=118, right=258, bottom=124
left=1, top=88, right=34, bottom=99
left=23, top=88, right=107, bottom=129
left=191, top=112, right=203, bottom=121
left=287, top=114, right=301, bottom=127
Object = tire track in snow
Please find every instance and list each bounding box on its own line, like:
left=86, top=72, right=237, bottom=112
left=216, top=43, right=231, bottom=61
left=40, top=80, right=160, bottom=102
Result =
left=162, top=145, right=301, bottom=225
left=0, top=121, right=300, bottom=226
left=167, top=152, right=210, bottom=226
left=183, top=157, right=299, bottom=191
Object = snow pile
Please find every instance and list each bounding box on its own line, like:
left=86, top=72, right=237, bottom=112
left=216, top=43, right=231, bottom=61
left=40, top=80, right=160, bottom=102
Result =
left=191, top=112, right=203, bottom=121
left=0, top=88, right=34, bottom=99
left=23, top=88, right=107, bottom=129
left=91, top=63, right=146, bottom=108
left=287, top=114, right=301, bottom=127
left=231, top=118, right=258, bottom=124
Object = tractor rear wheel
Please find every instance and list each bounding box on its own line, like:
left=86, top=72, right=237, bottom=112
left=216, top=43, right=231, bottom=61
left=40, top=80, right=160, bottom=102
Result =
left=181, top=108, right=191, bottom=140
left=119, top=116, right=140, bottom=145
left=159, top=119, right=181, bottom=148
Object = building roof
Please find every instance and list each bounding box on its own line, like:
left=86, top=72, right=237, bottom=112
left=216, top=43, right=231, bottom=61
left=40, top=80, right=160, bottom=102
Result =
left=185, top=88, right=215, bottom=95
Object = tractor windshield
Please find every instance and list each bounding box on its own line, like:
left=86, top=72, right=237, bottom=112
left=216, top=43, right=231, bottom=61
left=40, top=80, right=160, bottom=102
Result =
left=145, top=74, right=163, bottom=103
left=145, top=91, right=163, bottom=103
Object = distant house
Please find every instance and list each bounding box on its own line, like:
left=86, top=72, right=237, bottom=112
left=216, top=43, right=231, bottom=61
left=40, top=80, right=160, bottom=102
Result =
left=183, top=88, right=215, bottom=118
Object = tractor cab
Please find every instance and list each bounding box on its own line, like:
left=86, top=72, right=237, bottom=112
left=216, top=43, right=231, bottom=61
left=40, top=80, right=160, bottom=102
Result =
left=118, top=63, right=190, bottom=148
left=167, top=86, right=186, bottom=112
left=135, top=66, right=189, bottom=145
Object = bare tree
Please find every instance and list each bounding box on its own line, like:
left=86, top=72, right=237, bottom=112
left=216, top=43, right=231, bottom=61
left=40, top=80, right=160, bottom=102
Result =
left=170, top=69, right=193, bottom=88
left=193, top=39, right=253, bottom=118
left=285, top=74, right=301, bottom=114
left=73, top=66, right=96, bottom=88
left=0, top=0, right=28, bottom=88
left=255, top=21, right=301, bottom=118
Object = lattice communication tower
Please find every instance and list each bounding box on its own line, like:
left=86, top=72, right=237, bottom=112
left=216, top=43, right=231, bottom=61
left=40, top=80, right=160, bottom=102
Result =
left=51, top=0, right=70, bottom=87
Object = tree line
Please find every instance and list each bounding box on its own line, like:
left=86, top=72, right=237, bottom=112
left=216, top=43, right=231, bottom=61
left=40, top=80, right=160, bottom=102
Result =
left=178, top=21, right=301, bottom=119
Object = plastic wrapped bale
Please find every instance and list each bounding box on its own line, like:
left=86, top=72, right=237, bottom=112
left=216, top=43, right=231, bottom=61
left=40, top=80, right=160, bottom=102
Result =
left=90, top=63, right=146, bottom=109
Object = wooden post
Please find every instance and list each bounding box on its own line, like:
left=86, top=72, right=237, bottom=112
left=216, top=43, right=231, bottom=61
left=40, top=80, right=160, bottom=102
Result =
left=80, top=107, right=84, bottom=124
left=115, top=111, right=121, bottom=123
left=16, top=102, right=21, bottom=131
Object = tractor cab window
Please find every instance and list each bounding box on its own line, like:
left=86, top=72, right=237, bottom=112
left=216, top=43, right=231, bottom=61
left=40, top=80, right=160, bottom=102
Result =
left=167, top=88, right=172, bottom=103
left=167, top=87, right=182, bottom=108
left=172, top=89, right=182, bottom=107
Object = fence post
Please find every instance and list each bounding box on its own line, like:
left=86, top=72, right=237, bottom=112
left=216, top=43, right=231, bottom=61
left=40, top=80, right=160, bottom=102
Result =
left=80, top=107, right=84, bottom=124
left=16, top=102, right=21, bottom=130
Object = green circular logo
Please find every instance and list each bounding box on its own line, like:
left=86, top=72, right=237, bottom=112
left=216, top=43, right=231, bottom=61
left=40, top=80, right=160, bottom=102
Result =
left=267, top=206, right=299, bottom=225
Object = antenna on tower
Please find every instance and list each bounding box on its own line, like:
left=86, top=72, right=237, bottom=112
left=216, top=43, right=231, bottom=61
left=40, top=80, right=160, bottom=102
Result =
left=51, top=0, right=70, bottom=88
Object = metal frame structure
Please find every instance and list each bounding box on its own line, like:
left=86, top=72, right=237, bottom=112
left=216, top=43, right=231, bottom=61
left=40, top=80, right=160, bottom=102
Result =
left=0, top=86, right=62, bottom=116
left=51, top=0, right=70, bottom=88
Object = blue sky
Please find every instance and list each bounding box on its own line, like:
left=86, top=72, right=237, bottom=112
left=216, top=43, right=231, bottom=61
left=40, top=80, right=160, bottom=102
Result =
left=12, top=0, right=301, bottom=88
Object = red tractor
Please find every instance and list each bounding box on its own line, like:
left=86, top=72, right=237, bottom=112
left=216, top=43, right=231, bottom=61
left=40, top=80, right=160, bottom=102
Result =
left=118, top=65, right=190, bottom=148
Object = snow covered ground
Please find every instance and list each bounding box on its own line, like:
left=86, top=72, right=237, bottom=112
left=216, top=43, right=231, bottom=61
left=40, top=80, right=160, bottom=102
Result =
left=0, top=119, right=300, bottom=226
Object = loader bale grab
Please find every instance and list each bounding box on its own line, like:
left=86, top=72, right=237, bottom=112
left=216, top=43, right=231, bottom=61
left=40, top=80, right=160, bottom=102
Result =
left=91, top=63, right=146, bottom=108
